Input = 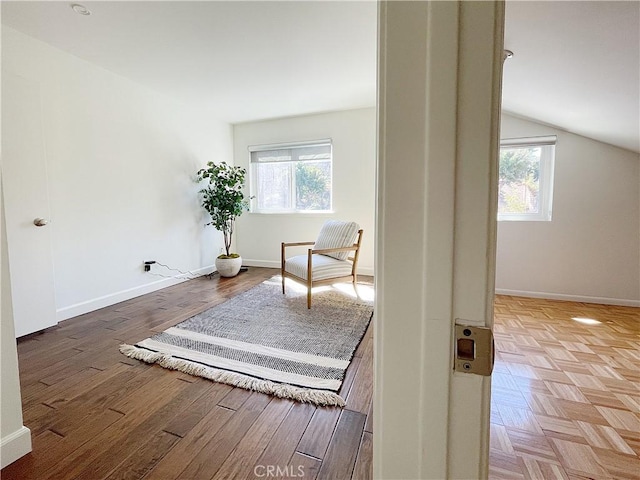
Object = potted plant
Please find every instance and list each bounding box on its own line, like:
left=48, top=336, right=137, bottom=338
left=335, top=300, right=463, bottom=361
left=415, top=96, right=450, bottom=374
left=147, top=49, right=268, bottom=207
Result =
left=196, top=161, right=250, bottom=277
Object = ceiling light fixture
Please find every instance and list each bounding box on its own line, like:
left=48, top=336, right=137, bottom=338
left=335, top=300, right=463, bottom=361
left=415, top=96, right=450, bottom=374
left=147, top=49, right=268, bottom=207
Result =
left=70, top=3, right=91, bottom=16
left=571, top=317, right=601, bottom=325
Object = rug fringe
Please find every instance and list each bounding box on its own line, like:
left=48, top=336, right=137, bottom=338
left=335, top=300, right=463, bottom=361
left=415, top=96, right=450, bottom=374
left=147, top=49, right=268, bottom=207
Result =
left=119, top=344, right=346, bottom=407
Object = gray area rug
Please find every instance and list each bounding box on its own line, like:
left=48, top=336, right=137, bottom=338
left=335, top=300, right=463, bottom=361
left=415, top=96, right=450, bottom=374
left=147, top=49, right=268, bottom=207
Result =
left=120, top=276, right=373, bottom=406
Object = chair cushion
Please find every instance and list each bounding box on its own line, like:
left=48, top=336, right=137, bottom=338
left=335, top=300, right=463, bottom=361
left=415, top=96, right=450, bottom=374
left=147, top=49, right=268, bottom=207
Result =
left=314, top=220, right=359, bottom=260
left=285, top=254, right=353, bottom=281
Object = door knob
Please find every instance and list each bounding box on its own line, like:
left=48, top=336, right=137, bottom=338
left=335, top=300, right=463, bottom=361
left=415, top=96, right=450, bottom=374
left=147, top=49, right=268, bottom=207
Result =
left=33, top=218, right=49, bottom=227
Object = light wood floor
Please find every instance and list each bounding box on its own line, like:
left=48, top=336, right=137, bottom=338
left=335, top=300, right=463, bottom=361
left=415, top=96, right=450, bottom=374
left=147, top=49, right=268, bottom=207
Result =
left=2, top=268, right=373, bottom=480
left=3, top=268, right=638, bottom=479
left=490, top=295, right=640, bottom=480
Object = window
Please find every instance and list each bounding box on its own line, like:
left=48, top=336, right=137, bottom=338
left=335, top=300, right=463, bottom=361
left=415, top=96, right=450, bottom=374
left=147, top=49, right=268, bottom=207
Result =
left=498, top=136, right=556, bottom=221
left=249, top=140, right=332, bottom=213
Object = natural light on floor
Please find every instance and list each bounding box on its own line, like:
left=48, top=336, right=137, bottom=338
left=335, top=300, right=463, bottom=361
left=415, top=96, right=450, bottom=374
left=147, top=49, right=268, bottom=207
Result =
left=571, top=317, right=602, bottom=325
left=333, top=282, right=375, bottom=301
left=275, top=276, right=375, bottom=301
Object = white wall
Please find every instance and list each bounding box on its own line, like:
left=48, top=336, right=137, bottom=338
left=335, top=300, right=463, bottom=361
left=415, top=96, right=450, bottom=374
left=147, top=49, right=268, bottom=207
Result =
left=233, top=107, right=639, bottom=303
left=496, top=113, right=640, bottom=305
left=233, top=108, right=376, bottom=275
left=2, top=28, right=232, bottom=321
left=1, top=180, right=32, bottom=468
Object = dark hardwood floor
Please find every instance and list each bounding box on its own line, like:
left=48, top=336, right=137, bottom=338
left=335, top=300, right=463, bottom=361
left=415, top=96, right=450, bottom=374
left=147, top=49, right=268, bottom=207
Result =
left=2, top=268, right=373, bottom=480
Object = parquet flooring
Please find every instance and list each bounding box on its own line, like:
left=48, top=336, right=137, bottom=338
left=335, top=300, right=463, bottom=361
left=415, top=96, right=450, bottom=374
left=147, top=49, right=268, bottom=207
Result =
left=2, top=268, right=374, bottom=480
left=489, top=295, right=640, bottom=480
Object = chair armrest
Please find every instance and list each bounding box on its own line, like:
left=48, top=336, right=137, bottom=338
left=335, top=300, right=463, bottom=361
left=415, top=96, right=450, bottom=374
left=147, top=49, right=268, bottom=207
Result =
left=311, top=245, right=358, bottom=255
left=282, top=241, right=315, bottom=248
left=282, top=242, right=316, bottom=269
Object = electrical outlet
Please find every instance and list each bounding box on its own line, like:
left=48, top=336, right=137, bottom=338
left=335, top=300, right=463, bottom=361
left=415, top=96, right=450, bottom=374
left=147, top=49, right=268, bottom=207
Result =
left=219, top=247, right=224, bottom=254
left=143, top=260, right=156, bottom=272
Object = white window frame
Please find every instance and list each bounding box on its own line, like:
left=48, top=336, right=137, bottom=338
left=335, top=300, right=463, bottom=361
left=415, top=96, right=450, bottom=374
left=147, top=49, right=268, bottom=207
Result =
left=248, top=139, right=333, bottom=214
left=498, top=135, right=556, bottom=222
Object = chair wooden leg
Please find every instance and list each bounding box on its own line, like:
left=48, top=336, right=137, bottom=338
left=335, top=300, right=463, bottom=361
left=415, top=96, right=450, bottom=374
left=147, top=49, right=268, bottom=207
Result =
left=353, top=275, right=360, bottom=300
left=307, top=249, right=313, bottom=309
left=281, top=243, right=286, bottom=295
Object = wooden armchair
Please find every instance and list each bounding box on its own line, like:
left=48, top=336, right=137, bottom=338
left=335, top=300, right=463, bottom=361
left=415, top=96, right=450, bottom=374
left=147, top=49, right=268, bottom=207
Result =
left=281, top=221, right=363, bottom=309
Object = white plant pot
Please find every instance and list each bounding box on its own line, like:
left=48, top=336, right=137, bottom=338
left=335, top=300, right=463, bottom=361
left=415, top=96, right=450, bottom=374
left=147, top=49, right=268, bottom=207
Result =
left=215, top=255, right=242, bottom=278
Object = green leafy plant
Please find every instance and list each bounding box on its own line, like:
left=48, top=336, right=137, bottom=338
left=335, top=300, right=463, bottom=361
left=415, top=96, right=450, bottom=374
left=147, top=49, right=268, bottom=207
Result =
left=295, top=162, right=331, bottom=210
left=196, top=161, right=250, bottom=258
left=498, top=147, right=541, bottom=214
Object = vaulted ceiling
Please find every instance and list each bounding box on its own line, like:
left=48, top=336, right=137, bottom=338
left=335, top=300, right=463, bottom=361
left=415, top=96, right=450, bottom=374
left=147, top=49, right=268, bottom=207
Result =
left=2, top=1, right=638, bottom=153
left=502, top=1, right=639, bottom=153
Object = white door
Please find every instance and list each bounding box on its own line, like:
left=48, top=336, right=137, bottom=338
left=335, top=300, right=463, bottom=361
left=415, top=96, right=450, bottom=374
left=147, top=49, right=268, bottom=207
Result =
left=375, top=1, right=504, bottom=478
left=2, top=72, right=58, bottom=337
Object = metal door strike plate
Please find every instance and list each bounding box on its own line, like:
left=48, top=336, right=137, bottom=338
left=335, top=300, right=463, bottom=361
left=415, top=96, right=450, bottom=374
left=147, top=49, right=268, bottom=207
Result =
left=454, top=322, right=494, bottom=376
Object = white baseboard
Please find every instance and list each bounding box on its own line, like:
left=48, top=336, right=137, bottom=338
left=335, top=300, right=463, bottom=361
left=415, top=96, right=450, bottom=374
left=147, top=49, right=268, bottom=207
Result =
left=242, top=259, right=280, bottom=269
left=1, top=426, right=31, bottom=469
left=56, top=265, right=216, bottom=322
left=56, top=259, right=375, bottom=323
left=242, top=259, right=375, bottom=277
left=494, top=288, right=640, bottom=307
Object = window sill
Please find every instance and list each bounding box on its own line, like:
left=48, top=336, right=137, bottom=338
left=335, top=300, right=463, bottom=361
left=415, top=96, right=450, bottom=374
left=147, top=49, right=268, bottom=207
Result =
left=249, top=211, right=335, bottom=217
left=498, top=215, right=552, bottom=222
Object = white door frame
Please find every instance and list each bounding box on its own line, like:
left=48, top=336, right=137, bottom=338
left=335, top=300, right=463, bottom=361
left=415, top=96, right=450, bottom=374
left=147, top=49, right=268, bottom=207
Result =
left=375, top=1, right=505, bottom=478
